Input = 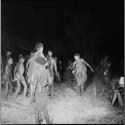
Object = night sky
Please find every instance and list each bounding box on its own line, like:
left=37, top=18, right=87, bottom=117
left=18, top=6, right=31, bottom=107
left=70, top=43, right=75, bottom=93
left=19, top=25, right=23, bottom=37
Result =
left=1, top=0, right=124, bottom=73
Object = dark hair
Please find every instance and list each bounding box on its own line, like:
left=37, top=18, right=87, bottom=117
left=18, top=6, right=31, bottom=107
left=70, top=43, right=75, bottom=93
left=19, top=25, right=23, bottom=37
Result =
left=34, top=43, right=43, bottom=51
left=19, top=55, right=25, bottom=60
left=74, top=53, right=80, bottom=57
left=19, top=54, right=23, bottom=58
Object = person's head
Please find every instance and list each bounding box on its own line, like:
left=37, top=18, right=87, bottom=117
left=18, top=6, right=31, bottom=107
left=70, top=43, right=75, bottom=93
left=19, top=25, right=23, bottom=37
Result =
left=48, top=51, right=53, bottom=57
left=30, top=52, right=35, bottom=57
left=6, top=51, right=11, bottom=56
left=35, top=43, right=44, bottom=52
left=19, top=57, right=25, bottom=63
left=19, top=54, right=23, bottom=59
left=8, top=57, right=13, bottom=64
left=74, top=53, right=80, bottom=60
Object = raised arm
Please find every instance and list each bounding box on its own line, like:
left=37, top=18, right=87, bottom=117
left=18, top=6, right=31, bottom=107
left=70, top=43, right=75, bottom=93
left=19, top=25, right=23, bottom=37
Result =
left=82, top=59, right=94, bottom=72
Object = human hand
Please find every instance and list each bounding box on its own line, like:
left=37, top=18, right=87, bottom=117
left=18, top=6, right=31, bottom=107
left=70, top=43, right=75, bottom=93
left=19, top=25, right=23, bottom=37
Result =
left=91, top=69, right=94, bottom=72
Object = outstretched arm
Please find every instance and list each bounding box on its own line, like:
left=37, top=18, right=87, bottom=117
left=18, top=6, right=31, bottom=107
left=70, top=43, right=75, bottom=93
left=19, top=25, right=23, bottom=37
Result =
left=82, top=59, right=94, bottom=72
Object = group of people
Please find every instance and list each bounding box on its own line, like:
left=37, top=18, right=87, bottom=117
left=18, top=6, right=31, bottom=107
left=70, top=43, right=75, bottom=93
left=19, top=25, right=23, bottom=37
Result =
left=1, top=42, right=95, bottom=101
left=1, top=43, right=61, bottom=101
left=4, top=42, right=123, bottom=101
left=1, top=42, right=124, bottom=123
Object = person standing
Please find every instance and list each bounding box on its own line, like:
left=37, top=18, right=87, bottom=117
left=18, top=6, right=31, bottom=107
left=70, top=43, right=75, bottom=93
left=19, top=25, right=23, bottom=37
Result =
left=3, top=57, right=13, bottom=100
left=13, top=56, right=27, bottom=99
left=46, top=51, right=58, bottom=97
left=28, top=43, right=51, bottom=124
left=72, top=53, right=94, bottom=95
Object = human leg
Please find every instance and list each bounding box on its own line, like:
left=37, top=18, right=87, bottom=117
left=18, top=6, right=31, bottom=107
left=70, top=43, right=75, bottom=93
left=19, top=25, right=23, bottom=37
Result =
left=5, top=81, right=9, bottom=100
left=14, top=80, right=21, bottom=99
left=21, top=75, right=27, bottom=97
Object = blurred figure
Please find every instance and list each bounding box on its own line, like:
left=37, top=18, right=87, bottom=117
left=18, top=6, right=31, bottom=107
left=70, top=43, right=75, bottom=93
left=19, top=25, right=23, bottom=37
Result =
left=68, top=60, right=75, bottom=86
left=46, top=51, right=57, bottom=97
left=111, top=76, right=124, bottom=107
left=4, top=51, right=12, bottom=75
left=1, top=55, right=4, bottom=85
left=54, top=57, right=61, bottom=82
left=6, top=51, right=11, bottom=60
left=27, top=43, right=52, bottom=102
left=119, top=76, right=124, bottom=88
left=101, top=56, right=112, bottom=83
left=5, top=51, right=12, bottom=67
left=27, top=43, right=51, bottom=124
left=100, top=56, right=108, bottom=73
left=26, top=53, right=34, bottom=80
left=103, top=61, right=112, bottom=82
left=25, top=52, right=35, bottom=96
left=72, top=53, right=94, bottom=95
left=3, top=57, right=13, bottom=100
left=46, top=51, right=57, bottom=80
left=26, top=52, right=35, bottom=78
left=13, top=55, right=27, bottom=99
left=64, top=60, right=75, bottom=85
left=55, top=57, right=61, bottom=82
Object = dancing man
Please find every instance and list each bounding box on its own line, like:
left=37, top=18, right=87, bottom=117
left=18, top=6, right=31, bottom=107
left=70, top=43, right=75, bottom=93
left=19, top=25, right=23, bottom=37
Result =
left=72, top=53, right=94, bottom=95
left=13, top=56, right=27, bottom=99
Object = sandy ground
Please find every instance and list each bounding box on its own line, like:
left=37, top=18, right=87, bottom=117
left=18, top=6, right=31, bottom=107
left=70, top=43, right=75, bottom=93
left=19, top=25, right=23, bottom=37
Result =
left=1, top=76, right=124, bottom=124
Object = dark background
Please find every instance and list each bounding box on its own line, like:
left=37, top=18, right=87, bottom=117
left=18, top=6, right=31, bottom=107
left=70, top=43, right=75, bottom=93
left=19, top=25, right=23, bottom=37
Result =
left=1, top=0, right=124, bottom=73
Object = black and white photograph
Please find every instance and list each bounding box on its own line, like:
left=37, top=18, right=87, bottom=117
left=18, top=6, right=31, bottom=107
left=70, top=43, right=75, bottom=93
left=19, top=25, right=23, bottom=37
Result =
left=1, top=0, right=124, bottom=124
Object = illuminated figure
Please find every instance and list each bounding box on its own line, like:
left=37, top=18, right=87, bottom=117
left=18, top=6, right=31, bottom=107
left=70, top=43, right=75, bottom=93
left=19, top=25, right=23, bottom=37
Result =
left=46, top=51, right=58, bottom=97
left=27, top=43, right=51, bottom=124
left=13, top=56, right=27, bottom=99
left=27, top=43, right=52, bottom=102
left=72, top=53, right=94, bottom=95
left=3, top=57, right=13, bottom=100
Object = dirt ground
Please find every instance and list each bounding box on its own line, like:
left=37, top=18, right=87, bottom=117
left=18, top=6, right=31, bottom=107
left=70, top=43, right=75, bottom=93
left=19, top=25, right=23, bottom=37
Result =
left=1, top=76, right=124, bottom=124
